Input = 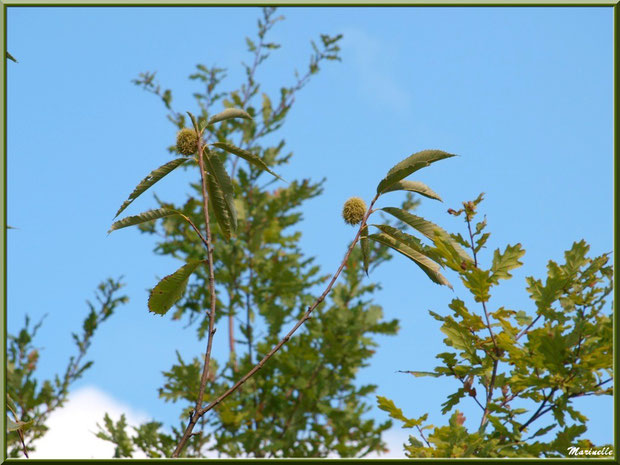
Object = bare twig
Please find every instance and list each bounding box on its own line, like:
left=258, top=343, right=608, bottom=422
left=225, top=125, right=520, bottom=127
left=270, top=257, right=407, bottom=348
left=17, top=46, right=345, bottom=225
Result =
left=515, top=314, right=542, bottom=342
left=172, top=139, right=218, bottom=458
left=522, top=378, right=613, bottom=432
left=416, top=425, right=431, bottom=449
left=518, top=388, right=556, bottom=432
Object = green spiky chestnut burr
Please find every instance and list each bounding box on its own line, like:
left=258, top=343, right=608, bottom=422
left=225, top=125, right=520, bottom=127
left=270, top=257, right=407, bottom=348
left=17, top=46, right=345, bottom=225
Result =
left=342, top=197, right=367, bottom=225
left=176, top=128, right=199, bottom=156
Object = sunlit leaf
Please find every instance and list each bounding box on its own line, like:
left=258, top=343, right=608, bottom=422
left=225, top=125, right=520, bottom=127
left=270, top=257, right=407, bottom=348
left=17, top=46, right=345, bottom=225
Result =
left=382, top=180, right=443, bottom=202
left=212, top=142, right=283, bottom=181
left=360, top=225, right=370, bottom=276
left=109, top=208, right=178, bottom=233
left=399, top=370, right=440, bottom=378
left=148, top=260, right=203, bottom=316
left=207, top=108, right=252, bottom=126
left=441, top=388, right=466, bottom=415
left=203, top=150, right=237, bottom=234
left=461, top=268, right=492, bottom=302
left=114, top=158, right=188, bottom=218
left=368, top=232, right=452, bottom=288
left=381, top=207, right=472, bottom=263
left=376, top=149, right=456, bottom=194
left=491, top=243, right=525, bottom=282
left=377, top=396, right=429, bottom=429
left=205, top=170, right=233, bottom=241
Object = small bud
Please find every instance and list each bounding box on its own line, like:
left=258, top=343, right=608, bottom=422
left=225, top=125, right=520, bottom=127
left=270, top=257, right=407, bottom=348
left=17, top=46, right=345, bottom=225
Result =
left=447, top=208, right=457, bottom=215
left=463, top=374, right=473, bottom=391
left=342, top=197, right=367, bottom=225
left=176, top=128, right=199, bottom=156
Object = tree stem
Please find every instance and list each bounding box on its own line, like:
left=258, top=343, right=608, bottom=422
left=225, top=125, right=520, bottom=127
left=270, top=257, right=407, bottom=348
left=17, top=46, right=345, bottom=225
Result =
left=172, top=141, right=218, bottom=458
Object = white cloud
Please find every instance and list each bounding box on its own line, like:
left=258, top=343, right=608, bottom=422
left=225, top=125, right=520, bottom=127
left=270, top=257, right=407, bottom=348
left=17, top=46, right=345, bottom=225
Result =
left=342, top=28, right=413, bottom=114
left=366, top=428, right=410, bottom=459
left=29, top=386, right=149, bottom=459
left=26, top=386, right=411, bottom=459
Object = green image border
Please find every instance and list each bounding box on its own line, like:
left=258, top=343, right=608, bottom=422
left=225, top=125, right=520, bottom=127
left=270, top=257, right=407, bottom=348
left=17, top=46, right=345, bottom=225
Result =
left=0, top=1, right=616, bottom=463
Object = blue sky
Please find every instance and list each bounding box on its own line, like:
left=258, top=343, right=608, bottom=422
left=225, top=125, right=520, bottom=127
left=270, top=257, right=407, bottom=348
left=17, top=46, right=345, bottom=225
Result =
left=6, top=6, right=614, bottom=457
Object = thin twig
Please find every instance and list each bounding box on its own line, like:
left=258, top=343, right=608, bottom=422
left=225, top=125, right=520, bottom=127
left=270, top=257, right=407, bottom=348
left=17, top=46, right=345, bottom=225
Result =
left=480, top=359, right=498, bottom=428
left=464, top=215, right=499, bottom=429
left=416, top=425, right=431, bottom=449
left=519, top=388, right=556, bottom=432
left=515, top=314, right=542, bottom=341
left=172, top=140, right=218, bottom=458
left=179, top=213, right=210, bottom=250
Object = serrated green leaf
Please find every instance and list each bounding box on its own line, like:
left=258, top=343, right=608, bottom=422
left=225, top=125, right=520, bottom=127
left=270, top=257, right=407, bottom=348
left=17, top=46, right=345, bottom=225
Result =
left=448, top=298, right=485, bottom=330
left=377, top=396, right=427, bottom=428
left=368, top=232, right=452, bottom=288
left=491, top=243, right=525, bottom=282
left=148, top=260, right=203, bottom=315
left=530, top=423, right=556, bottom=439
left=440, top=325, right=471, bottom=353
left=474, top=232, right=491, bottom=253
left=203, top=150, right=237, bottom=233
left=461, top=268, right=492, bottom=302
left=381, top=180, right=443, bottom=202
left=372, top=223, right=424, bottom=251
left=205, top=172, right=232, bottom=240
left=381, top=207, right=472, bottom=263
left=441, top=388, right=466, bottom=415
left=360, top=225, right=370, bottom=276
left=515, top=310, right=532, bottom=326
left=212, top=142, right=283, bottom=181
left=114, top=158, right=188, bottom=219
left=207, top=108, right=252, bottom=126
left=400, top=370, right=440, bottom=378
left=376, top=149, right=456, bottom=194
left=109, top=208, right=178, bottom=233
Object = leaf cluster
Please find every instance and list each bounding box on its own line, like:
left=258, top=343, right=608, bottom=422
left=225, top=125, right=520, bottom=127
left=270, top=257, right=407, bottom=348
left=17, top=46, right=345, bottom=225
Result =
left=378, top=196, right=613, bottom=457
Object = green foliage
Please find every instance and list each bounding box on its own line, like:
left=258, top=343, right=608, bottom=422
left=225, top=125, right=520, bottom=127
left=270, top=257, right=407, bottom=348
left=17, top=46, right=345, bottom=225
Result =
left=376, top=149, right=456, bottom=194
left=109, top=208, right=179, bottom=233
left=212, top=141, right=283, bottom=181
left=148, top=260, right=204, bottom=316
left=6, top=278, right=128, bottom=457
left=202, top=150, right=237, bottom=239
left=381, top=180, right=443, bottom=201
left=377, top=195, right=613, bottom=457
left=368, top=229, right=451, bottom=288
left=103, top=7, right=464, bottom=458
left=101, top=7, right=401, bottom=458
left=206, top=107, right=252, bottom=126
